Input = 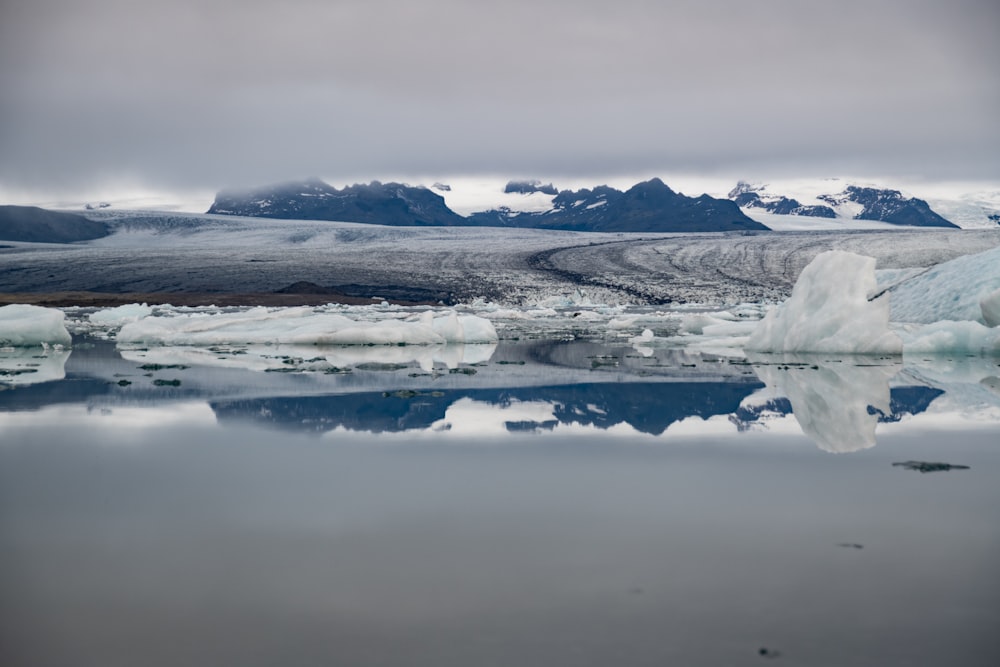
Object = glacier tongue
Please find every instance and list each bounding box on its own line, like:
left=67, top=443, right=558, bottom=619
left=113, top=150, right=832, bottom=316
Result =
left=745, top=251, right=902, bottom=355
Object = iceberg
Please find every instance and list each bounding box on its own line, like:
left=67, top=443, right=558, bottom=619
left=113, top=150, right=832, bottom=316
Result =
left=116, top=307, right=498, bottom=346
left=89, top=303, right=154, bottom=326
left=890, top=245, right=1000, bottom=325
left=897, top=320, right=1000, bottom=356
left=745, top=251, right=902, bottom=355
left=0, top=304, right=72, bottom=347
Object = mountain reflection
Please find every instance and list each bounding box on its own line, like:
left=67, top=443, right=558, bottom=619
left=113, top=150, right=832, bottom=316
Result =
left=1, top=338, right=992, bottom=450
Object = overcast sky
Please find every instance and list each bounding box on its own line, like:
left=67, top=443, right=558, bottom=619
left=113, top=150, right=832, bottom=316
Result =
left=1, top=0, right=998, bottom=200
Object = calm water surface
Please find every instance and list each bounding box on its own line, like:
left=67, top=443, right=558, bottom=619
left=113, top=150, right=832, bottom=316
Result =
left=1, top=338, right=998, bottom=666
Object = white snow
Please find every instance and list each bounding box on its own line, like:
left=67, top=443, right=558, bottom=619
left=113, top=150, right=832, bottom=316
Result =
left=745, top=251, right=902, bottom=355
left=0, top=305, right=72, bottom=347
left=115, top=307, right=498, bottom=346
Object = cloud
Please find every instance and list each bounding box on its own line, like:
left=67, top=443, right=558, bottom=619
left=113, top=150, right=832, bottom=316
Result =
left=1, top=0, right=998, bottom=196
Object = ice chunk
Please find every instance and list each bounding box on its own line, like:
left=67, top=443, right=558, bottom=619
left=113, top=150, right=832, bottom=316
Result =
left=89, top=303, right=153, bottom=326
left=745, top=251, right=902, bottom=355
left=890, top=245, right=1000, bottom=325
left=981, top=287, right=1000, bottom=328
left=0, top=304, right=72, bottom=347
left=896, top=320, right=1000, bottom=356
left=116, top=307, right=497, bottom=346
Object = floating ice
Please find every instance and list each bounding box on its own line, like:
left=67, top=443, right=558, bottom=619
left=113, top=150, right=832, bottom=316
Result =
left=745, top=251, right=903, bottom=355
left=0, top=304, right=72, bottom=347
left=890, top=245, right=1000, bottom=325
left=897, top=320, right=1000, bottom=356
left=116, top=307, right=497, bottom=346
left=89, top=303, right=153, bottom=326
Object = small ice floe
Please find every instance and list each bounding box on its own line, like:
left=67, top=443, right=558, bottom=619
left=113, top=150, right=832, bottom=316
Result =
left=0, top=304, right=72, bottom=347
left=116, top=307, right=498, bottom=346
left=89, top=303, right=153, bottom=326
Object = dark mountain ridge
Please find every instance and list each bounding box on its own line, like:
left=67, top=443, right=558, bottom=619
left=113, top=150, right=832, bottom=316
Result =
left=209, top=177, right=768, bottom=233
left=208, top=178, right=466, bottom=226
left=0, top=205, right=110, bottom=243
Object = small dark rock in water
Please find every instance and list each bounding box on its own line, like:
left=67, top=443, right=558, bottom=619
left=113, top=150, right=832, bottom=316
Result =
left=758, top=646, right=781, bottom=659
left=837, top=543, right=864, bottom=549
left=892, top=460, right=970, bottom=473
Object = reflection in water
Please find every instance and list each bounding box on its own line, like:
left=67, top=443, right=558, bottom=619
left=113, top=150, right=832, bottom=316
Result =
left=746, top=355, right=900, bottom=453
left=0, top=347, right=70, bottom=386
left=1, top=337, right=998, bottom=451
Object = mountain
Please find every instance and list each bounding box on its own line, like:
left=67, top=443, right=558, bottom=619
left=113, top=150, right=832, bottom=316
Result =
left=207, top=177, right=767, bottom=233
left=729, top=181, right=836, bottom=218
left=470, top=178, right=768, bottom=232
left=728, top=181, right=958, bottom=228
left=504, top=179, right=558, bottom=195
left=818, top=186, right=957, bottom=227
left=0, top=205, right=110, bottom=243
left=207, top=178, right=467, bottom=226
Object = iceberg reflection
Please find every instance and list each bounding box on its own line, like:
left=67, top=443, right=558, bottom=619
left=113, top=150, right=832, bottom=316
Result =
left=1, top=337, right=997, bottom=451
left=744, top=355, right=900, bottom=453
left=0, top=347, right=71, bottom=387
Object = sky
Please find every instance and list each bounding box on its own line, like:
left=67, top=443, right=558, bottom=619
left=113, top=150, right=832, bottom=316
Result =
left=1, top=0, right=998, bottom=205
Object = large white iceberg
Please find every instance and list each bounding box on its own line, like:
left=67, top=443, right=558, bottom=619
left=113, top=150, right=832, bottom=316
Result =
left=890, top=245, right=1000, bottom=325
left=116, top=307, right=498, bottom=346
left=0, top=304, right=72, bottom=347
left=745, top=251, right=902, bottom=354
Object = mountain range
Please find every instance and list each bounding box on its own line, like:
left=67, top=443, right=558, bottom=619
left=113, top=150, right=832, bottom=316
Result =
left=729, top=181, right=957, bottom=227
left=208, top=177, right=767, bottom=233
left=206, top=177, right=973, bottom=233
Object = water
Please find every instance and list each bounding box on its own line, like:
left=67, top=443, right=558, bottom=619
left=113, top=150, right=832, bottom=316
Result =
left=1, top=336, right=998, bottom=666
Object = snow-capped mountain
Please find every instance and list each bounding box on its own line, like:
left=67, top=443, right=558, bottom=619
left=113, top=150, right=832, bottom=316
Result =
left=727, top=180, right=957, bottom=228
left=207, top=178, right=766, bottom=233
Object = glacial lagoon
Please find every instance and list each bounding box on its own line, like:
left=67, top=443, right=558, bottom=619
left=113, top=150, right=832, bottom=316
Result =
left=1, top=330, right=998, bottom=666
